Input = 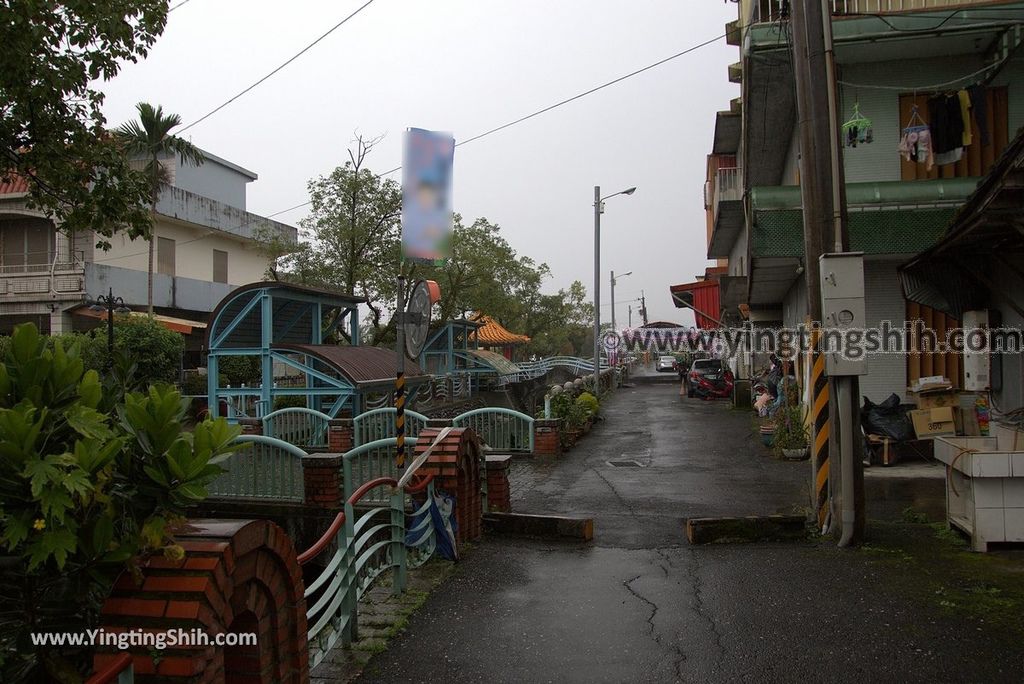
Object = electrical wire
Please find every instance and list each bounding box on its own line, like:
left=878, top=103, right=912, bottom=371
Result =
left=94, top=22, right=745, bottom=257
left=837, top=58, right=1005, bottom=92
left=177, top=0, right=377, bottom=134
left=168, top=0, right=194, bottom=11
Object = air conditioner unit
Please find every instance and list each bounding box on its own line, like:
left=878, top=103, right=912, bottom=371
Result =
left=962, top=309, right=990, bottom=392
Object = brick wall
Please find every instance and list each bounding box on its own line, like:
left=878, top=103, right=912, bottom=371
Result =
left=93, top=519, right=308, bottom=683
left=485, top=455, right=511, bottom=512
left=302, top=453, right=343, bottom=509
left=327, top=418, right=353, bottom=453
left=534, top=418, right=562, bottom=456
left=414, top=427, right=483, bottom=545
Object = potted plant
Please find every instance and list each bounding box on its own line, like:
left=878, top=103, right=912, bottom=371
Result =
left=759, top=419, right=776, bottom=448
left=772, top=404, right=809, bottom=460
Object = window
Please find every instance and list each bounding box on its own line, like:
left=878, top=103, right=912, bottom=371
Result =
left=213, top=249, right=228, bottom=284
left=157, top=237, right=175, bottom=276
left=899, top=87, right=1009, bottom=181
left=1, top=219, right=55, bottom=271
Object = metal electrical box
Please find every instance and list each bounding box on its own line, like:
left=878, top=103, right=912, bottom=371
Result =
left=962, top=309, right=990, bottom=391
left=819, top=252, right=868, bottom=376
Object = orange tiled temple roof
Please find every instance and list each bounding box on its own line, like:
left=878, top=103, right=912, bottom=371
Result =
left=470, top=314, right=531, bottom=346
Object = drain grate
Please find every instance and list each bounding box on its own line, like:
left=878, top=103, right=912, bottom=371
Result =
left=607, top=459, right=644, bottom=468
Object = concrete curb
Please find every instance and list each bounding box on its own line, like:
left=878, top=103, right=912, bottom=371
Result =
left=685, top=514, right=808, bottom=544
left=483, top=512, right=594, bottom=541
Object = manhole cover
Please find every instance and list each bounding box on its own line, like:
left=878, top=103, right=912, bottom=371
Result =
left=607, top=459, right=644, bottom=468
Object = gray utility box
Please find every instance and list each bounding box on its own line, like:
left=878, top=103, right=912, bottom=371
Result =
left=819, top=252, right=868, bottom=377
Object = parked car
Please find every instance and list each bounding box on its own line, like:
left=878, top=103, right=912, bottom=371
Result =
left=686, top=358, right=733, bottom=399
left=656, top=355, right=677, bottom=373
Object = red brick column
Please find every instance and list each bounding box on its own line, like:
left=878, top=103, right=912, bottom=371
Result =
left=238, top=418, right=262, bottom=436
left=534, top=418, right=562, bottom=456
left=302, top=453, right=343, bottom=509
left=414, top=427, right=483, bottom=545
left=485, top=454, right=511, bottom=512
left=93, top=519, right=308, bottom=683
left=328, top=418, right=353, bottom=453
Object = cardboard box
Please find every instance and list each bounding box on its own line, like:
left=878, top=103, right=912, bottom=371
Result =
left=910, top=406, right=957, bottom=439
left=908, top=387, right=960, bottom=409
left=910, top=376, right=952, bottom=393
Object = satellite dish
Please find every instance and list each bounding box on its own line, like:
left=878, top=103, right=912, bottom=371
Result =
left=404, top=280, right=439, bottom=359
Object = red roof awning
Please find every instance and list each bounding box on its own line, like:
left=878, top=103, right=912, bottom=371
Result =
left=669, top=280, right=721, bottom=329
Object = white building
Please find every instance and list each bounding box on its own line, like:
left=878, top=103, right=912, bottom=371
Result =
left=0, top=148, right=297, bottom=337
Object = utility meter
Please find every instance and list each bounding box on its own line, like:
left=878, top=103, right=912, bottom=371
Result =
left=819, top=252, right=868, bottom=376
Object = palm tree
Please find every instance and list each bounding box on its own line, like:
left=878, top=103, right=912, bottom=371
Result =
left=116, top=103, right=204, bottom=315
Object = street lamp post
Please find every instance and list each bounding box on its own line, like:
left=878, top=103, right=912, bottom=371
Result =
left=89, top=288, right=131, bottom=369
left=593, top=185, right=635, bottom=389
left=610, top=270, right=632, bottom=330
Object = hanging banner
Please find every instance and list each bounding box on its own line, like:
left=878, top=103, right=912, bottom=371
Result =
left=402, top=128, right=455, bottom=265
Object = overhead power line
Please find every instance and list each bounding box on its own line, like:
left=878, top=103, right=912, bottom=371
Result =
left=178, top=0, right=377, bottom=134
left=168, top=0, right=194, bottom=11
left=277, top=28, right=736, bottom=218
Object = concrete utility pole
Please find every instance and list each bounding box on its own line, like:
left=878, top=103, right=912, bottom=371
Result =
left=790, top=0, right=863, bottom=545
left=639, top=290, right=649, bottom=326
left=610, top=270, right=632, bottom=330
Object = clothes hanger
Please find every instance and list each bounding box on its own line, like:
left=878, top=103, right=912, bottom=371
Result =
left=841, top=102, right=872, bottom=133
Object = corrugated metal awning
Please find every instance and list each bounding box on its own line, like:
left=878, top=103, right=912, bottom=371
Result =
left=276, top=344, right=428, bottom=389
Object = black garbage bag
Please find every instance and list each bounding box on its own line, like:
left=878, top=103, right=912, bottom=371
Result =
left=861, top=393, right=915, bottom=442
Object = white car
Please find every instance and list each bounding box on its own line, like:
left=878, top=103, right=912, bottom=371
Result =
left=656, top=356, right=677, bottom=373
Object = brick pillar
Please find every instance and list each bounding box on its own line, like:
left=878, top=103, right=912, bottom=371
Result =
left=415, top=427, right=482, bottom=545
left=485, top=454, right=511, bottom=512
left=301, top=453, right=343, bottom=509
left=328, top=418, right=353, bottom=453
left=93, top=519, right=308, bottom=683
left=238, top=418, right=262, bottom=436
left=534, top=418, right=562, bottom=456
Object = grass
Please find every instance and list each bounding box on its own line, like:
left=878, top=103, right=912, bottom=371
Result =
left=856, top=519, right=1024, bottom=636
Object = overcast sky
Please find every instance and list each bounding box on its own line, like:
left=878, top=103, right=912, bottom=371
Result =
left=100, top=0, right=739, bottom=327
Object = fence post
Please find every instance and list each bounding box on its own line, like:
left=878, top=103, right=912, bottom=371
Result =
left=343, top=500, right=358, bottom=645
left=390, top=488, right=407, bottom=597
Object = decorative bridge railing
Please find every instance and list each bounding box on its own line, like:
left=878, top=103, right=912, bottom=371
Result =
left=299, top=430, right=451, bottom=669
left=207, top=435, right=307, bottom=503
left=495, top=356, right=612, bottom=386
left=452, top=407, right=534, bottom=454
left=353, top=407, right=429, bottom=446
left=263, top=407, right=331, bottom=450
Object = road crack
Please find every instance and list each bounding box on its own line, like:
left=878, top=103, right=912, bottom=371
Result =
left=623, top=569, right=688, bottom=681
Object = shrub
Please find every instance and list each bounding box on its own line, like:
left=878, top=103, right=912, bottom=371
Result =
left=576, top=391, right=599, bottom=417
left=110, top=315, right=184, bottom=385
left=772, top=404, right=808, bottom=454
left=0, top=324, right=242, bottom=681
left=273, top=395, right=308, bottom=411
left=218, top=355, right=261, bottom=386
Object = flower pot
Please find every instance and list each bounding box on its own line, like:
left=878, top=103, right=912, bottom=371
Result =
left=759, top=427, right=775, bottom=448
left=781, top=447, right=808, bottom=461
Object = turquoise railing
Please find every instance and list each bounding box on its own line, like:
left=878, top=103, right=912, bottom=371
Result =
left=263, top=407, right=331, bottom=449
left=208, top=435, right=307, bottom=503
left=495, top=355, right=612, bottom=385
left=452, top=407, right=534, bottom=453
left=300, top=431, right=450, bottom=669
left=342, top=437, right=411, bottom=505
left=353, top=408, right=428, bottom=446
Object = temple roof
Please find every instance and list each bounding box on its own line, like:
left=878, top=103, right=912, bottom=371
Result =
left=469, top=314, right=531, bottom=346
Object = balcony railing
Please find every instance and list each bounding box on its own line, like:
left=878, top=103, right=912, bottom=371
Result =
left=0, top=249, right=85, bottom=297
left=751, top=0, right=997, bottom=24
left=713, top=167, right=743, bottom=223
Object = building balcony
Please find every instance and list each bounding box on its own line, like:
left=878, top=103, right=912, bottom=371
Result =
left=748, top=0, right=1012, bottom=27
left=0, top=249, right=86, bottom=303
left=744, top=178, right=978, bottom=307
left=706, top=167, right=744, bottom=260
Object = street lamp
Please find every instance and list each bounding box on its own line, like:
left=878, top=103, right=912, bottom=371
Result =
left=89, top=288, right=132, bottom=369
left=610, top=270, right=632, bottom=330
left=593, top=185, right=636, bottom=388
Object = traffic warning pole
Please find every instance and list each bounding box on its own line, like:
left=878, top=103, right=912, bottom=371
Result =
left=395, top=274, right=407, bottom=469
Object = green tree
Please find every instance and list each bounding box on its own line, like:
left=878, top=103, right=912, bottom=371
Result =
left=116, top=102, right=204, bottom=314
left=1, top=1, right=168, bottom=247
left=278, top=135, right=401, bottom=339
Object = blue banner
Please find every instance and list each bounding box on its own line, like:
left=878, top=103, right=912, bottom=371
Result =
left=402, top=128, right=455, bottom=265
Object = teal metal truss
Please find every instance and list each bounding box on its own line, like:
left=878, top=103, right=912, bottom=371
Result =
left=205, top=282, right=364, bottom=419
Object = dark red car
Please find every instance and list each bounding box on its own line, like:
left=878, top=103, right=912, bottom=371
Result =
left=686, top=359, right=734, bottom=399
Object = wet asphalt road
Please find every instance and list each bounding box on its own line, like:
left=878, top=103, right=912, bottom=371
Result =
left=358, top=369, right=1023, bottom=683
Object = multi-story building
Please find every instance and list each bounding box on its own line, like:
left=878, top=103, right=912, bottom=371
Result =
left=0, top=148, right=297, bottom=336
left=703, top=0, right=1024, bottom=401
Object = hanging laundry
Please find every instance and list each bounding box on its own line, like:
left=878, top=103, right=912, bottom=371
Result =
left=842, top=102, right=873, bottom=148
left=967, top=84, right=990, bottom=145
left=934, top=148, right=963, bottom=166
left=899, top=105, right=933, bottom=170
left=957, top=90, right=973, bottom=147
left=928, top=94, right=964, bottom=155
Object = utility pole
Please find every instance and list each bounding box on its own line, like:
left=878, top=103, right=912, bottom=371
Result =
left=639, top=290, right=648, bottom=326
left=610, top=270, right=632, bottom=331
left=628, top=305, right=633, bottom=328
left=791, top=0, right=862, bottom=545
